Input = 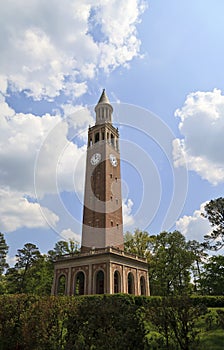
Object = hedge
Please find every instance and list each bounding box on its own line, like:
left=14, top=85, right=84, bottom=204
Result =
left=0, top=294, right=224, bottom=349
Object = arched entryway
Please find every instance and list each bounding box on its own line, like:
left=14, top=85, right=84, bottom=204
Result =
left=140, top=276, right=146, bottom=295
left=57, top=274, right=66, bottom=295
left=128, top=272, right=135, bottom=294
left=74, top=271, right=85, bottom=295
left=96, top=270, right=104, bottom=294
left=114, top=270, right=121, bottom=293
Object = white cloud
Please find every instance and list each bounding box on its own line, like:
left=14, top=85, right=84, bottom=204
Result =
left=0, top=188, right=59, bottom=232
left=60, top=228, right=81, bottom=243
left=123, top=198, right=134, bottom=227
left=176, top=202, right=212, bottom=242
left=173, top=89, right=224, bottom=185
left=0, top=96, right=92, bottom=233
left=6, top=254, right=17, bottom=267
left=0, top=0, right=146, bottom=99
left=0, top=96, right=92, bottom=199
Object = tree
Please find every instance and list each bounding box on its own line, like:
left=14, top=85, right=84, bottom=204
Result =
left=146, top=295, right=207, bottom=350
left=6, top=243, right=41, bottom=293
left=124, top=229, right=155, bottom=260
left=200, top=255, right=224, bottom=295
left=48, top=239, right=80, bottom=261
left=202, top=197, right=224, bottom=250
left=0, top=233, right=9, bottom=294
left=23, top=254, right=54, bottom=295
left=0, top=232, right=8, bottom=275
left=187, top=240, right=208, bottom=294
left=149, top=231, right=195, bottom=296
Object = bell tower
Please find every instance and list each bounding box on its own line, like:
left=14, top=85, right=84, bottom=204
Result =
left=52, top=90, right=150, bottom=297
left=81, top=89, right=124, bottom=252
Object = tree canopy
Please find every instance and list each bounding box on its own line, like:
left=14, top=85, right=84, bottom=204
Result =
left=203, top=197, right=224, bottom=250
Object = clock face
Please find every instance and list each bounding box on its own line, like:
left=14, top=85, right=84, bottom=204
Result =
left=110, top=154, right=117, bottom=167
left=90, top=153, right=101, bottom=165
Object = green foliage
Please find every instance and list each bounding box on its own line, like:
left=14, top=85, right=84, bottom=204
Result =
left=200, top=255, right=224, bottom=295
left=0, top=295, right=224, bottom=349
left=187, top=239, right=208, bottom=294
left=0, top=294, right=38, bottom=350
left=124, top=229, right=155, bottom=260
left=145, top=295, right=207, bottom=350
left=203, top=197, right=224, bottom=250
left=149, top=231, right=195, bottom=296
left=48, top=239, right=80, bottom=261
left=191, top=296, right=224, bottom=308
left=5, top=243, right=53, bottom=294
left=216, top=309, right=224, bottom=329
left=197, top=308, right=224, bottom=350
left=0, top=232, right=8, bottom=275
left=124, top=230, right=199, bottom=296
left=65, top=294, right=147, bottom=350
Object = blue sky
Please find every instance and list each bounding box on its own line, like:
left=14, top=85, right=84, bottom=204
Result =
left=1, top=0, right=224, bottom=261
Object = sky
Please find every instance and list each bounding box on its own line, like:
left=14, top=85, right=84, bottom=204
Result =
left=1, top=0, right=224, bottom=261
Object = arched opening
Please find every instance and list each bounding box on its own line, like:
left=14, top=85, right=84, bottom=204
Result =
left=114, top=270, right=121, bottom=293
left=111, top=134, right=115, bottom=147
left=95, top=132, right=99, bottom=143
left=128, top=272, right=134, bottom=294
left=96, top=270, right=104, bottom=294
left=57, top=274, right=66, bottom=295
left=140, top=276, right=146, bottom=296
left=74, top=271, right=85, bottom=295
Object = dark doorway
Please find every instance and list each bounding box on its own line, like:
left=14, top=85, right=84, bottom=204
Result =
left=74, top=271, right=85, bottom=295
left=96, top=270, right=104, bottom=294
left=114, top=271, right=121, bottom=293
left=128, top=272, right=134, bottom=294
left=140, top=276, right=146, bottom=295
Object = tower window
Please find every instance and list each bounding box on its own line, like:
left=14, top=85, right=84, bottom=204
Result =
left=111, top=134, right=115, bottom=146
left=95, top=132, right=99, bottom=143
left=110, top=173, right=113, bottom=179
left=110, top=196, right=113, bottom=201
left=111, top=221, right=113, bottom=227
left=115, top=177, right=118, bottom=182
left=117, top=223, right=119, bottom=229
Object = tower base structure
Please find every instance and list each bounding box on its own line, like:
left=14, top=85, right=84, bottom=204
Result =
left=51, top=247, right=150, bottom=296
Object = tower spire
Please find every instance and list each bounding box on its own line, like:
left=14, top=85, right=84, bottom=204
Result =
left=95, top=89, right=113, bottom=125
left=97, top=89, right=110, bottom=104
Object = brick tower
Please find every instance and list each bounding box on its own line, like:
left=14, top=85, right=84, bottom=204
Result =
left=52, top=90, right=150, bottom=296
left=82, top=89, right=124, bottom=252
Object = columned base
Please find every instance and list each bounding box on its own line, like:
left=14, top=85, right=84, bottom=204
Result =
left=52, top=247, right=150, bottom=296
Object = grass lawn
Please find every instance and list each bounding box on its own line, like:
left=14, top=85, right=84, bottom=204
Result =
left=200, top=329, right=224, bottom=349
left=198, top=308, right=224, bottom=349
